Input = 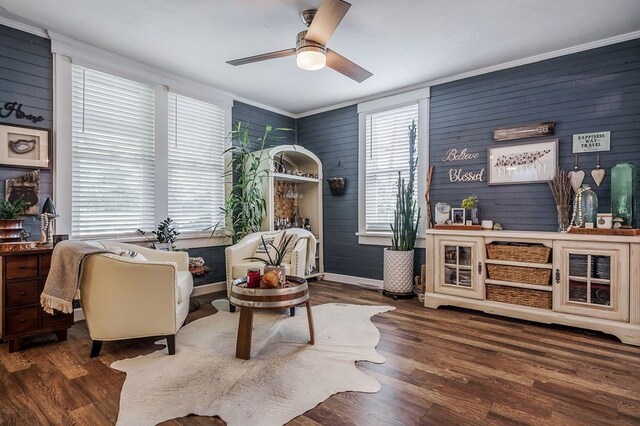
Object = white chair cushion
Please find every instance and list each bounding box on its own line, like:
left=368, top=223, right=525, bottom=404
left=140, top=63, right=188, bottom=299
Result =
left=232, top=262, right=291, bottom=279
left=176, top=271, right=194, bottom=304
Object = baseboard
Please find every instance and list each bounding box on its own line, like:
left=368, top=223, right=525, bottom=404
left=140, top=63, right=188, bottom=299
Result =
left=72, top=281, right=226, bottom=323
left=192, top=281, right=226, bottom=296
left=322, top=273, right=383, bottom=290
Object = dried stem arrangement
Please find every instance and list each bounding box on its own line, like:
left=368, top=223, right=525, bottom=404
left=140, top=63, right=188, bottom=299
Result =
left=548, top=169, right=572, bottom=206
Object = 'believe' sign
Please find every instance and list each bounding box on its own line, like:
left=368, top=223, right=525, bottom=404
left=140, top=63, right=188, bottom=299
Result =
left=572, top=131, right=610, bottom=153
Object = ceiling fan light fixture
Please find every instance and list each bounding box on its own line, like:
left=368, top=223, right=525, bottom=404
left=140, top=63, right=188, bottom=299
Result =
left=296, top=46, right=326, bottom=71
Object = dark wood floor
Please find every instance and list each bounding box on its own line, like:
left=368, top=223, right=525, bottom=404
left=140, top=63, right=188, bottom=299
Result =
left=2, top=281, right=640, bottom=425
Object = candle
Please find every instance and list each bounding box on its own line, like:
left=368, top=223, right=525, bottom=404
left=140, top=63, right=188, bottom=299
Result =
left=247, top=268, right=261, bottom=288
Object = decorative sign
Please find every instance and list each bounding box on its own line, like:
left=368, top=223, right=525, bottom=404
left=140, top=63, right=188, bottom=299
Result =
left=572, top=131, right=610, bottom=153
left=0, top=102, right=45, bottom=124
left=441, top=148, right=485, bottom=183
left=493, top=121, right=555, bottom=142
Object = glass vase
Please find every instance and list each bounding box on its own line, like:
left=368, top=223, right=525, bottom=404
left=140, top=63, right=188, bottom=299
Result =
left=557, top=204, right=570, bottom=233
left=580, top=184, right=598, bottom=227
left=611, top=163, right=636, bottom=227
left=466, top=207, right=480, bottom=225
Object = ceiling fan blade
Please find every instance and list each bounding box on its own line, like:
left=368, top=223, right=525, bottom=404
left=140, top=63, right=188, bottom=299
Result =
left=326, top=49, right=372, bottom=83
left=305, top=0, right=351, bottom=46
left=227, top=48, right=296, bottom=66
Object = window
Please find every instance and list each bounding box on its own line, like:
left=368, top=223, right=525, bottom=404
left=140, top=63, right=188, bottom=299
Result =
left=168, top=93, right=226, bottom=231
left=71, top=66, right=156, bottom=236
left=364, top=104, right=419, bottom=231
left=357, top=88, right=429, bottom=246
left=68, top=64, right=229, bottom=239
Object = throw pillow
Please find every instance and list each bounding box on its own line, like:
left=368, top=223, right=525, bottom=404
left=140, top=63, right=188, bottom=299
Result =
left=281, top=232, right=301, bottom=265
left=253, top=231, right=284, bottom=262
left=110, top=247, right=148, bottom=262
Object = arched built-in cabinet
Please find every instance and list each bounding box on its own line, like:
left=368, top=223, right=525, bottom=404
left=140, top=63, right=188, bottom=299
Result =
left=253, top=145, right=324, bottom=278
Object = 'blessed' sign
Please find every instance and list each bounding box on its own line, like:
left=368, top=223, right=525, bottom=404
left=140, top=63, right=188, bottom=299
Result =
left=441, top=148, right=485, bottom=183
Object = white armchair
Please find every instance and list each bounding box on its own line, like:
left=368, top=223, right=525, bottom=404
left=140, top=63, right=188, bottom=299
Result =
left=79, top=241, right=193, bottom=357
left=225, top=229, right=315, bottom=311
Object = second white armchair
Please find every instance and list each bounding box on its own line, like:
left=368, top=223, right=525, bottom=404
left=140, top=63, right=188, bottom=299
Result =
left=225, top=229, right=316, bottom=311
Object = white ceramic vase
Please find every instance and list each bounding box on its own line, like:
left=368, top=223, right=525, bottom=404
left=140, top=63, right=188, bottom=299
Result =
left=383, top=248, right=414, bottom=294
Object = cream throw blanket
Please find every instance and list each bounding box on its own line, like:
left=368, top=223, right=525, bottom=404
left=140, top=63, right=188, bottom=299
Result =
left=40, top=240, right=107, bottom=314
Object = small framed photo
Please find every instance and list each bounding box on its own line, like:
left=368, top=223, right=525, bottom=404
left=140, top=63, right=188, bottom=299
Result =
left=0, top=124, right=51, bottom=170
left=451, top=208, right=465, bottom=225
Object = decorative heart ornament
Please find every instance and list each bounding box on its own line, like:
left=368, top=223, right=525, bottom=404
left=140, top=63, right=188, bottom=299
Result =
left=568, top=170, right=585, bottom=192
left=591, top=168, right=605, bottom=187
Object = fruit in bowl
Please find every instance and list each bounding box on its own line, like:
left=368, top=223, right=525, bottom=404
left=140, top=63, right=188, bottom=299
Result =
left=260, top=270, right=281, bottom=289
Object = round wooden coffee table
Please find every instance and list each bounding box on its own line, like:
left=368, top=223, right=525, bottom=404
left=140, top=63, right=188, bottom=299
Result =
left=229, top=276, right=315, bottom=360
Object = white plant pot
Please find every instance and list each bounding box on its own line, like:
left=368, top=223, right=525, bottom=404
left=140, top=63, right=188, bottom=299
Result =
left=383, top=248, right=414, bottom=295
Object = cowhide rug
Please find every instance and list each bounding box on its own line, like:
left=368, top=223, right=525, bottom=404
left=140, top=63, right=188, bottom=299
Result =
left=111, top=300, right=394, bottom=425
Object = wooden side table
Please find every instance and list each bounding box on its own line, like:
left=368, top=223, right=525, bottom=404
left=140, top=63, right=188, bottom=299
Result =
left=229, top=276, right=314, bottom=360
left=0, top=246, right=74, bottom=352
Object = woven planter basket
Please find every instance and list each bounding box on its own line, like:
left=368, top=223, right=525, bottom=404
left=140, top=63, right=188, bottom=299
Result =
left=383, top=248, right=414, bottom=294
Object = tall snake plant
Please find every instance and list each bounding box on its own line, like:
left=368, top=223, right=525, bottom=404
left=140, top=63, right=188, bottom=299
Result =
left=390, top=120, right=421, bottom=251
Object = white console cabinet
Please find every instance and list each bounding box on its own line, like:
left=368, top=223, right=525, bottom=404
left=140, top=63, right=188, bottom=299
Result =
left=425, top=229, right=640, bottom=346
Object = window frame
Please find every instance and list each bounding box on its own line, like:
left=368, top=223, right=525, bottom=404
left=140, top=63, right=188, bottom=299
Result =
left=52, top=39, right=232, bottom=248
left=357, top=88, right=430, bottom=247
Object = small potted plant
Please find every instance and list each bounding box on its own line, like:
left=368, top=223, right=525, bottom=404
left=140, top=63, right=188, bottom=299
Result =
left=245, top=234, right=294, bottom=288
left=461, top=194, right=480, bottom=225
left=136, top=217, right=180, bottom=250
left=0, top=198, right=29, bottom=242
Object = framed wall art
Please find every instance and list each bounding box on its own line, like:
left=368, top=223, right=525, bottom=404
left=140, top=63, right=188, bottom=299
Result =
left=488, top=139, right=558, bottom=185
left=5, top=170, right=40, bottom=215
left=0, top=123, right=51, bottom=170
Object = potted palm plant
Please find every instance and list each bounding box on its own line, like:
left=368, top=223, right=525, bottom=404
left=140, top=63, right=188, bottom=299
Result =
left=383, top=120, right=421, bottom=299
left=0, top=198, right=29, bottom=242
left=245, top=234, right=295, bottom=287
left=216, top=122, right=291, bottom=244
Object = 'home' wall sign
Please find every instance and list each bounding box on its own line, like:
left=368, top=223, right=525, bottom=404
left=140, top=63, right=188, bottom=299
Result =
left=0, top=102, right=45, bottom=124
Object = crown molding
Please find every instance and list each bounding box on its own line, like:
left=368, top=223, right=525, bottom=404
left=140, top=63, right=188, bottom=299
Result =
left=48, top=31, right=234, bottom=108
left=233, top=96, right=297, bottom=119
left=294, top=30, right=640, bottom=118
left=0, top=11, right=49, bottom=38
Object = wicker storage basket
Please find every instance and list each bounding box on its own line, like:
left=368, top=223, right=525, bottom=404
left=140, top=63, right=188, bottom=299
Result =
left=486, top=284, right=552, bottom=309
left=486, top=244, right=551, bottom=263
left=487, top=264, right=551, bottom=285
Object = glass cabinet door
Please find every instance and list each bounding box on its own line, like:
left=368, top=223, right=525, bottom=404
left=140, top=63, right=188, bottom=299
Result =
left=435, top=237, right=484, bottom=300
left=554, top=242, right=628, bottom=322
left=567, top=254, right=611, bottom=306
left=443, top=245, right=473, bottom=287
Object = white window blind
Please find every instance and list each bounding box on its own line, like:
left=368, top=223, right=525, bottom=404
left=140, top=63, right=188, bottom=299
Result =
left=71, top=65, right=156, bottom=237
left=365, top=103, right=419, bottom=231
left=168, top=93, right=226, bottom=231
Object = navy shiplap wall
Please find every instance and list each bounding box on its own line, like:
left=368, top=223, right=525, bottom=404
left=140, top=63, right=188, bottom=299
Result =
left=298, top=38, right=640, bottom=279
left=0, top=25, right=53, bottom=238
left=297, top=106, right=425, bottom=280
left=430, top=38, right=640, bottom=231
left=232, top=101, right=296, bottom=147
left=298, top=106, right=383, bottom=279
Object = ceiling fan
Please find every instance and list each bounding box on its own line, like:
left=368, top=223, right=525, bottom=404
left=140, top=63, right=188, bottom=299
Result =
left=226, top=0, right=372, bottom=83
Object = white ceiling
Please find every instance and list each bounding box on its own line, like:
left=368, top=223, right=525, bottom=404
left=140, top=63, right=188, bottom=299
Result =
left=2, top=0, right=640, bottom=116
